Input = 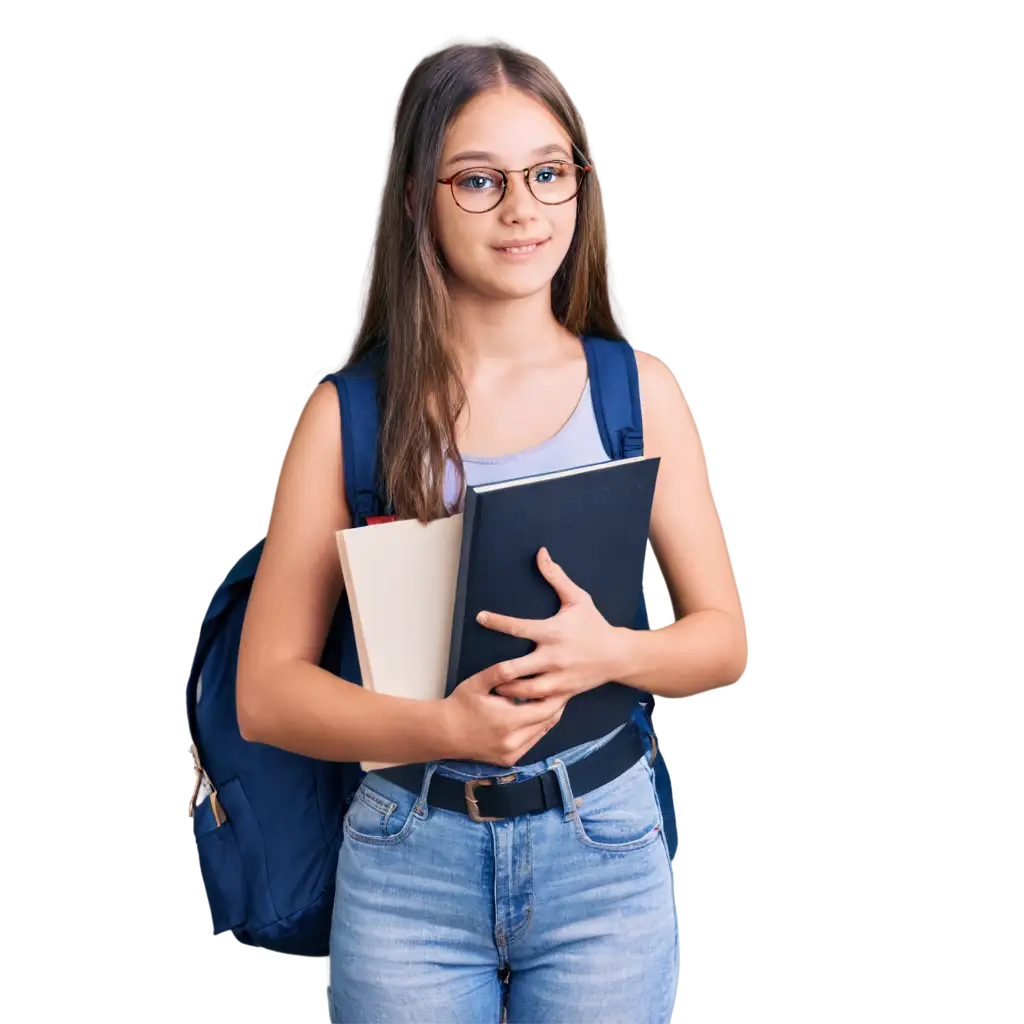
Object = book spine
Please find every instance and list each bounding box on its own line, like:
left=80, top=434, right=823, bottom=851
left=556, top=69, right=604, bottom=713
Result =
left=444, top=487, right=479, bottom=696
left=335, top=532, right=375, bottom=693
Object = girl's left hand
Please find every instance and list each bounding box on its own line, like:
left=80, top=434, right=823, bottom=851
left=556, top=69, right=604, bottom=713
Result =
left=477, top=547, right=625, bottom=703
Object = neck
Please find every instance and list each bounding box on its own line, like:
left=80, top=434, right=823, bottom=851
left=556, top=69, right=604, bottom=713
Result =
left=447, top=284, right=575, bottom=372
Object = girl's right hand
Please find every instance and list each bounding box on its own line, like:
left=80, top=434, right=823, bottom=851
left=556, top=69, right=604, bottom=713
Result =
left=437, top=660, right=568, bottom=766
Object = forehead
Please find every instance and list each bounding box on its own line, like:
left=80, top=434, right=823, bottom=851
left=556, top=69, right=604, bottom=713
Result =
left=441, top=87, right=572, bottom=165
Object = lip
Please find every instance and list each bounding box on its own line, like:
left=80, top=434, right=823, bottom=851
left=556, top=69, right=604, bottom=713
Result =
left=492, top=238, right=550, bottom=258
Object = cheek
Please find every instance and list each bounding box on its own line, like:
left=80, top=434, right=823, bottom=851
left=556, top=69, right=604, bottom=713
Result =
left=433, top=205, right=484, bottom=271
left=548, top=203, right=578, bottom=260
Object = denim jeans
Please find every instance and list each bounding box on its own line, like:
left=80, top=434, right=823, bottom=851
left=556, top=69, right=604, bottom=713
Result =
left=328, top=719, right=679, bottom=1023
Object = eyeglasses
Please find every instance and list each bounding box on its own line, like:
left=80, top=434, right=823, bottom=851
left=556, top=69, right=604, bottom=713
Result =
left=436, top=156, right=593, bottom=214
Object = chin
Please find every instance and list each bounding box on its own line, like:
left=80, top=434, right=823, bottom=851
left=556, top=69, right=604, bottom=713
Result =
left=484, top=259, right=564, bottom=299
left=484, top=274, right=553, bottom=300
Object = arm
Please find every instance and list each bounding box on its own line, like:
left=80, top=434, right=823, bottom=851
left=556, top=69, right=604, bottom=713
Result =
left=260, top=376, right=315, bottom=536
left=609, top=348, right=747, bottom=698
left=480, top=348, right=746, bottom=705
left=237, top=379, right=571, bottom=767
left=235, top=381, right=454, bottom=763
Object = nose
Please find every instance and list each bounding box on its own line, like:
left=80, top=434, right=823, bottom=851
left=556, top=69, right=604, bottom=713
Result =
left=501, top=168, right=537, bottom=219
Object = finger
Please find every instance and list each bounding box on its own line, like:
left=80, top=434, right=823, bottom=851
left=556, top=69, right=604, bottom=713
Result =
left=476, top=609, right=549, bottom=642
left=533, top=704, right=566, bottom=739
left=537, top=547, right=589, bottom=606
left=485, top=658, right=530, bottom=688
left=511, top=707, right=563, bottom=755
left=495, top=675, right=565, bottom=701
left=497, top=649, right=553, bottom=680
left=508, top=693, right=565, bottom=727
left=466, top=661, right=521, bottom=692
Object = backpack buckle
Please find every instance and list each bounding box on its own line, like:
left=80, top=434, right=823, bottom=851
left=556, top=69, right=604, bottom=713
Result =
left=209, top=790, right=227, bottom=827
left=186, top=745, right=203, bottom=815
left=189, top=743, right=227, bottom=827
left=620, top=427, right=643, bottom=459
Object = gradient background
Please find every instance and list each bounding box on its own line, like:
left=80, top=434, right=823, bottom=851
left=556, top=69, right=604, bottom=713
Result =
left=3, top=3, right=1020, bottom=1021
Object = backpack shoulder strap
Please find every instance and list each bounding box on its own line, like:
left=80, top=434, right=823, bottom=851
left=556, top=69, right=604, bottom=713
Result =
left=187, top=362, right=385, bottom=758
left=320, top=355, right=387, bottom=527
left=583, top=334, right=653, bottom=657
left=582, top=335, right=644, bottom=460
left=186, top=538, right=266, bottom=758
left=582, top=336, right=676, bottom=859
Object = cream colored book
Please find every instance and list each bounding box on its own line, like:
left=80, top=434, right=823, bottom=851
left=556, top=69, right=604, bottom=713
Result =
left=335, top=514, right=463, bottom=771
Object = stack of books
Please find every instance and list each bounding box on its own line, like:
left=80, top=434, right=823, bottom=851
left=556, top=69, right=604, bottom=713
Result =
left=335, top=455, right=660, bottom=770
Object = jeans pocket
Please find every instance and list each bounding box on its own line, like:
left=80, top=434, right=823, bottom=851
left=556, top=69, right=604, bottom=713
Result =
left=572, top=755, right=664, bottom=853
left=342, top=775, right=420, bottom=846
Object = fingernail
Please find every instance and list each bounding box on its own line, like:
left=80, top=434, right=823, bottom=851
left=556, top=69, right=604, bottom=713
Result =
left=476, top=611, right=488, bottom=625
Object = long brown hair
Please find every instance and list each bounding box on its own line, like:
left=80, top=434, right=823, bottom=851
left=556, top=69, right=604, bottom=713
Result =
left=345, top=41, right=625, bottom=521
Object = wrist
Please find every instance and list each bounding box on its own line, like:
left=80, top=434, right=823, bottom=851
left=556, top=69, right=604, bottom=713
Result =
left=606, top=625, right=638, bottom=687
left=431, top=696, right=467, bottom=761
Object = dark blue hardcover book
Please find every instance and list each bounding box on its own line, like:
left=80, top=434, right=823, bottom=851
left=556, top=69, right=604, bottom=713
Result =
left=444, top=455, right=660, bottom=697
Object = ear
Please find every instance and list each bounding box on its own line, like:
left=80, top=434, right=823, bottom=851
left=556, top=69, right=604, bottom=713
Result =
left=404, top=176, right=415, bottom=220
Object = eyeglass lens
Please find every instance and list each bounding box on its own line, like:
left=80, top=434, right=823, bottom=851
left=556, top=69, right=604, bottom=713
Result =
left=449, top=161, right=584, bottom=212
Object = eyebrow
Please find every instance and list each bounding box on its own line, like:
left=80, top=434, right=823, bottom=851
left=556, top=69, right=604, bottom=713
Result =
left=444, top=142, right=573, bottom=169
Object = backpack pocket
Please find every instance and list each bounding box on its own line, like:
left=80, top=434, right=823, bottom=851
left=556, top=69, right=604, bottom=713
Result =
left=188, top=782, right=245, bottom=937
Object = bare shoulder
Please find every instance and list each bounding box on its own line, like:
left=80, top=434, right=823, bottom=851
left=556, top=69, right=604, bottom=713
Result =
left=302, top=378, right=344, bottom=433
left=285, top=380, right=347, bottom=488
left=238, top=380, right=351, bottom=691
left=264, top=379, right=350, bottom=539
left=631, top=345, right=744, bottom=648
left=634, top=347, right=679, bottom=399
left=633, top=347, right=703, bottom=466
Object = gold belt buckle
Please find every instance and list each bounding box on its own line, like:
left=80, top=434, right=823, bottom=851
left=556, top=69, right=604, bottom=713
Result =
left=465, top=773, right=517, bottom=822
left=465, top=777, right=499, bottom=822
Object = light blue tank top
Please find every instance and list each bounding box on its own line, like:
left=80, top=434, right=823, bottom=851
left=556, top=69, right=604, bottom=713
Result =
left=441, top=378, right=610, bottom=509
left=436, top=375, right=636, bottom=771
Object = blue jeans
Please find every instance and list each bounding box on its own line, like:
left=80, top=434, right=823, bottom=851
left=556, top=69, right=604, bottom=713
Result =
left=328, top=719, right=679, bottom=1023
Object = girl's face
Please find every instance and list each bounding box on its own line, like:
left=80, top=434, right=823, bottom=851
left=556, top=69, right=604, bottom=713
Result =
left=430, top=87, right=580, bottom=301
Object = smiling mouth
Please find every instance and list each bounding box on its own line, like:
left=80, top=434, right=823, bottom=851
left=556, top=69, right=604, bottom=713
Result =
left=493, top=239, right=549, bottom=255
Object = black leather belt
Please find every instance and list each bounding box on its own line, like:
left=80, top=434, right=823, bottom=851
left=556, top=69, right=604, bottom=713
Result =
left=374, top=722, right=654, bottom=822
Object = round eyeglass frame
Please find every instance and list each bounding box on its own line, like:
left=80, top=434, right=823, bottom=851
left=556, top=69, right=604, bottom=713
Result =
left=436, top=156, right=593, bottom=214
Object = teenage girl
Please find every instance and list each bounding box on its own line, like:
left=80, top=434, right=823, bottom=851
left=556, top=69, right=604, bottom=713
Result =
left=237, top=41, right=746, bottom=1024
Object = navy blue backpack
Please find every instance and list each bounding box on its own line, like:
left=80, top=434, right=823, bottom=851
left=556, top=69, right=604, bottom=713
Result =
left=186, top=335, right=678, bottom=956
